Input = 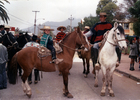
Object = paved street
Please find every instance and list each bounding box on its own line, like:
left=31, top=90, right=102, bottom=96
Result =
left=0, top=54, right=140, bottom=100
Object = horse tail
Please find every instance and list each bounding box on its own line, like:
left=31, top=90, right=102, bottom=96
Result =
left=8, top=52, right=18, bottom=84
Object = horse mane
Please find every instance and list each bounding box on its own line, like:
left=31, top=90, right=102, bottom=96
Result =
left=117, top=25, right=124, bottom=35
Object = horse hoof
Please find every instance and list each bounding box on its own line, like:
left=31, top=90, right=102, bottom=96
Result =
left=26, top=94, right=31, bottom=98
left=67, top=93, right=73, bottom=98
left=110, top=93, right=115, bottom=97
left=94, top=84, right=98, bottom=87
left=84, top=75, right=87, bottom=78
left=100, top=92, right=105, bottom=96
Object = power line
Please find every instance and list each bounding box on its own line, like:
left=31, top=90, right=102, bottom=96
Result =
left=8, top=13, right=33, bottom=25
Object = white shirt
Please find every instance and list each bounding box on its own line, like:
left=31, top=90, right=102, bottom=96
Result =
left=23, top=41, right=39, bottom=49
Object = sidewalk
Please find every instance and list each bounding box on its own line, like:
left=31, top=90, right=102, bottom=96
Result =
left=115, top=54, right=140, bottom=82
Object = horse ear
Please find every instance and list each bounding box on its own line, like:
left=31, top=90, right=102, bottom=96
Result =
left=114, top=22, right=118, bottom=29
left=77, top=27, right=80, bottom=33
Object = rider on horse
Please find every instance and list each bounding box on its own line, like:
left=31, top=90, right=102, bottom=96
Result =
left=40, top=26, right=63, bottom=64
left=55, top=26, right=66, bottom=42
left=85, top=12, right=112, bottom=68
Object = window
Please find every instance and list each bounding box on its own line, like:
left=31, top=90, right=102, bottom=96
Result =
left=124, top=23, right=129, bottom=29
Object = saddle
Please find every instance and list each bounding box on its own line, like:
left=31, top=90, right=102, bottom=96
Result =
left=37, top=42, right=62, bottom=58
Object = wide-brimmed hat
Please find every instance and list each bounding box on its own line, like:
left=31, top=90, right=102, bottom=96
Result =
left=57, top=26, right=66, bottom=31
left=99, top=12, right=107, bottom=16
left=84, top=26, right=90, bottom=29
left=4, top=25, right=11, bottom=29
left=40, top=26, right=54, bottom=31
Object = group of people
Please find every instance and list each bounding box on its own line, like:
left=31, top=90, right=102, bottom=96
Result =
left=0, top=24, right=68, bottom=88
left=0, top=11, right=129, bottom=90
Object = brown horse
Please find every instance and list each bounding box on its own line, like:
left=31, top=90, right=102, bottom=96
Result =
left=77, top=46, right=91, bottom=78
left=8, top=28, right=90, bottom=98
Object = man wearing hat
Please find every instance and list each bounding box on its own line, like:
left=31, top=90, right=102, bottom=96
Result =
left=56, top=26, right=66, bottom=42
left=23, top=34, right=40, bottom=84
left=40, top=26, right=63, bottom=64
left=83, top=26, right=90, bottom=41
left=85, top=12, right=112, bottom=69
left=0, top=35, right=8, bottom=89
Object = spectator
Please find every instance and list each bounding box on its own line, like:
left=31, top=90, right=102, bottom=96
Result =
left=129, top=38, right=138, bottom=71
left=0, top=35, right=8, bottom=89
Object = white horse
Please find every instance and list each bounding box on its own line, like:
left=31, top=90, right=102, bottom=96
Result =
left=94, top=22, right=127, bottom=97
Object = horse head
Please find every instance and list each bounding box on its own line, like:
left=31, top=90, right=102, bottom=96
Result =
left=2, top=32, right=18, bottom=50
left=109, top=22, right=127, bottom=50
left=16, top=32, right=31, bottom=48
left=76, top=27, right=90, bottom=51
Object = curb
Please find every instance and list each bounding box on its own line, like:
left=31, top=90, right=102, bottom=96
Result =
left=115, top=69, right=140, bottom=82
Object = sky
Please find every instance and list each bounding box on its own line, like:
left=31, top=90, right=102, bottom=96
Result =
left=2, top=0, right=124, bottom=30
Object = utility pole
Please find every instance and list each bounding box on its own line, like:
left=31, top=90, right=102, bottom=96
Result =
left=68, top=15, right=74, bottom=32
left=32, top=11, right=40, bottom=35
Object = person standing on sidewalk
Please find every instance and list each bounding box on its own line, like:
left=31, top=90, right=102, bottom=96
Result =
left=129, top=38, right=138, bottom=71
left=0, top=35, right=8, bottom=89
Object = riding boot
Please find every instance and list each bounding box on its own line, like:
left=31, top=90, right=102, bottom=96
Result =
left=51, top=48, right=63, bottom=64
left=28, top=71, right=32, bottom=84
left=129, top=64, right=134, bottom=71
left=34, top=69, right=39, bottom=84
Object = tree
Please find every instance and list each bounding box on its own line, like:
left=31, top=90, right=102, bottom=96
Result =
left=78, top=15, right=99, bottom=30
left=0, top=0, right=10, bottom=23
left=96, top=0, right=118, bottom=22
left=128, top=0, right=140, bottom=36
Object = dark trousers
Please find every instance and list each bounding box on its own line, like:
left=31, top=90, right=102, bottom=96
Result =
left=47, top=39, right=56, bottom=60
left=0, top=62, right=7, bottom=88
left=28, top=69, right=39, bottom=82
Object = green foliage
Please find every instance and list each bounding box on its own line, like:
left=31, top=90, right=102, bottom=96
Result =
left=129, top=0, right=140, bottom=21
left=129, top=0, right=140, bottom=36
left=96, top=0, right=118, bottom=22
left=133, top=22, right=140, bottom=36
left=0, top=0, right=10, bottom=23
left=78, top=15, right=99, bottom=30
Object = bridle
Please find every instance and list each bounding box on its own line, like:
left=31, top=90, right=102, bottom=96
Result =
left=106, top=27, right=126, bottom=47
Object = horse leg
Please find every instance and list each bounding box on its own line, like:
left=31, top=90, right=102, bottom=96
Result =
left=62, top=70, right=73, bottom=98
left=94, top=65, right=100, bottom=87
left=86, top=58, right=90, bottom=74
left=82, top=58, right=86, bottom=74
left=100, top=66, right=106, bottom=96
left=84, top=58, right=90, bottom=78
left=21, top=70, right=32, bottom=98
left=108, top=68, right=115, bottom=97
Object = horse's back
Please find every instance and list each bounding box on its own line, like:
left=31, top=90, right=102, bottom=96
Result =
left=17, top=47, right=38, bottom=66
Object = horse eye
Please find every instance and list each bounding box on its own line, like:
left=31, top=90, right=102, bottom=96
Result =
left=117, top=33, right=120, bottom=35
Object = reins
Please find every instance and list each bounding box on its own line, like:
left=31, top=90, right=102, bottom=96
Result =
left=57, top=31, right=88, bottom=51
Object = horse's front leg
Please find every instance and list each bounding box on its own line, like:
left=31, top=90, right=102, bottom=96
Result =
left=82, top=58, right=86, bottom=74
left=100, top=66, right=106, bottom=96
left=108, top=67, right=115, bottom=97
left=62, top=70, right=73, bottom=98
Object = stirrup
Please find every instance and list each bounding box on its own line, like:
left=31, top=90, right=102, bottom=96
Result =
left=50, top=58, right=63, bottom=64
